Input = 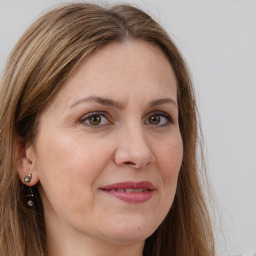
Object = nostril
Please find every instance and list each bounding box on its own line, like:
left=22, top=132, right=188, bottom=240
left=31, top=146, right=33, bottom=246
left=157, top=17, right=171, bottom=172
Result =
left=124, top=161, right=136, bottom=166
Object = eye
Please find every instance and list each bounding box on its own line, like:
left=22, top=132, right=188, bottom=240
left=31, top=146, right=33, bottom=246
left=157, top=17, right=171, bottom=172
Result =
left=80, top=112, right=111, bottom=127
left=145, top=112, right=173, bottom=127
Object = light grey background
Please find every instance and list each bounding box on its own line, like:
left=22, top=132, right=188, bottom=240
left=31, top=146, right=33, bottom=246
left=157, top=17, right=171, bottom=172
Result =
left=0, top=0, right=255, bottom=255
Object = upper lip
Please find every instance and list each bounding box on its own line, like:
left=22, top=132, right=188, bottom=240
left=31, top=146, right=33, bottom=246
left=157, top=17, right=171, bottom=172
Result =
left=101, top=181, right=155, bottom=191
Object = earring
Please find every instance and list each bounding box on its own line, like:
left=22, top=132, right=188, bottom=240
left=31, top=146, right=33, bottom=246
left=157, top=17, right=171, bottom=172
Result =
left=24, top=173, right=32, bottom=183
left=24, top=174, right=34, bottom=206
left=27, top=186, right=34, bottom=207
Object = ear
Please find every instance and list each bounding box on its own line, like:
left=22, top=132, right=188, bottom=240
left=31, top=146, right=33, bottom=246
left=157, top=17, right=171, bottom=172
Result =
left=15, top=137, right=39, bottom=186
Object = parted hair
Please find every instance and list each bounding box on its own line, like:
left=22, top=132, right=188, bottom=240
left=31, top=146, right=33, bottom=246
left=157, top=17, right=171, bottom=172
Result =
left=0, top=3, right=215, bottom=256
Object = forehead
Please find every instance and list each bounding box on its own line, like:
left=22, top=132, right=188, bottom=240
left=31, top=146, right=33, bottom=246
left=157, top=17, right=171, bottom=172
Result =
left=45, top=40, right=177, bottom=111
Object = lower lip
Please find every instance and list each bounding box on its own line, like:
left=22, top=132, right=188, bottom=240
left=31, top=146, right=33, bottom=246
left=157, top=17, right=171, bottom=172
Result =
left=102, top=190, right=154, bottom=203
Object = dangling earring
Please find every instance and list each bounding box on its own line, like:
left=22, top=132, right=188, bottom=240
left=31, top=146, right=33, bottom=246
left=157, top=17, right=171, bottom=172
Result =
left=27, top=186, right=34, bottom=207
left=24, top=173, right=34, bottom=206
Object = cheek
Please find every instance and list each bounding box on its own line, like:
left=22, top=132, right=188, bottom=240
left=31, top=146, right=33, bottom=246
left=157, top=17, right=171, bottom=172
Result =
left=149, top=136, right=183, bottom=228
left=34, top=138, right=113, bottom=223
left=36, top=134, right=108, bottom=175
left=155, top=135, right=183, bottom=199
left=34, top=135, right=111, bottom=204
left=157, top=136, right=183, bottom=175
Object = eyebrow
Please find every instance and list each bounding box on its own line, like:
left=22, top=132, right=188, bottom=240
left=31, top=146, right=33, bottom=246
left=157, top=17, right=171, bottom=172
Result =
left=70, top=96, right=177, bottom=109
left=149, top=98, right=177, bottom=107
left=70, top=96, right=125, bottom=109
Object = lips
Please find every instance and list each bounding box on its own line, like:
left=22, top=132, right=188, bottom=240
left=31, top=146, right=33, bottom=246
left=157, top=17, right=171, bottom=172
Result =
left=100, top=181, right=155, bottom=203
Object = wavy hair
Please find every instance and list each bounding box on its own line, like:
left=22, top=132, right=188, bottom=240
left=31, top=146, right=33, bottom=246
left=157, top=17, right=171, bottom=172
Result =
left=0, top=3, right=215, bottom=256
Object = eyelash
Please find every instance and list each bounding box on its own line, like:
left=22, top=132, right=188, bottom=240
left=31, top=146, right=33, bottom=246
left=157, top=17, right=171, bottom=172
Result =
left=145, top=111, right=174, bottom=127
left=80, top=111, right=111, bottom=127
left=79, top=111, right=174, bottom=128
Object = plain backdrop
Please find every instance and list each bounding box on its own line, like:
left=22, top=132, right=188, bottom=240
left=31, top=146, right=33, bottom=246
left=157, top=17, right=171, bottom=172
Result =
left=0, top=0, right=255, bottom=255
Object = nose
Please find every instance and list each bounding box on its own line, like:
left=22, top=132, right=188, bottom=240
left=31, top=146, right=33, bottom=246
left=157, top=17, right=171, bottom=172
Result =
left=114, top=127, right=155, bottom=169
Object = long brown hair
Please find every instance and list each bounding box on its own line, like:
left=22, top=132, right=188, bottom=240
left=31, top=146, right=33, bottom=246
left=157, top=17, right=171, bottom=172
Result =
left=0, top=3, right=215, bottom=256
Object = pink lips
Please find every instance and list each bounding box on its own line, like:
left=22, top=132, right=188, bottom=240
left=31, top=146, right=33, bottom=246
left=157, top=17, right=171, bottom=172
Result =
left=101, top=181, right=155, bottom=203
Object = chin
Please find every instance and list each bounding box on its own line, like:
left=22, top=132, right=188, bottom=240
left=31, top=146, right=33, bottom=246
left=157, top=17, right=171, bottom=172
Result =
left=101, top=221, right=157, bottom=245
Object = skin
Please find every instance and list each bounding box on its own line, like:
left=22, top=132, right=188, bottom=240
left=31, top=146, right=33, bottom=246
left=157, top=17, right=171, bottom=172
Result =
left=17, top=40, right=183, bottom=256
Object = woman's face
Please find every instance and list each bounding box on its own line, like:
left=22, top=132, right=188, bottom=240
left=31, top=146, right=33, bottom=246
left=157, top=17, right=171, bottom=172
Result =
left=28, top=41, right=183, bottom=246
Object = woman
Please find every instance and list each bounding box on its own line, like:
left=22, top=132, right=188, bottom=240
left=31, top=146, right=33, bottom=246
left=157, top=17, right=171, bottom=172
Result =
left=0, top=3, right=215, bottom=256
